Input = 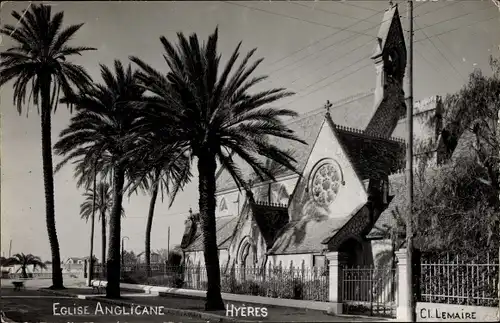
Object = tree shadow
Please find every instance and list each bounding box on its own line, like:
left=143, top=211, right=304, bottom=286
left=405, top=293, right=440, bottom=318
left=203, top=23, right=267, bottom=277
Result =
left=275, top=172, right=330, bottom=252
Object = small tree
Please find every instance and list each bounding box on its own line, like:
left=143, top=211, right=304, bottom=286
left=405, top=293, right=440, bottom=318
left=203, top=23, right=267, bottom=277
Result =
left=7, top=253, right=47, bottom=278
left=383, top=56, right=500, bottom=259
left=122, top=251, right=138, bottom=264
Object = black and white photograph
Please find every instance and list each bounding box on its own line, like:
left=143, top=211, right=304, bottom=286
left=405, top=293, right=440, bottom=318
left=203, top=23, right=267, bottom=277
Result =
left=1, top=1, right=499, bottom=322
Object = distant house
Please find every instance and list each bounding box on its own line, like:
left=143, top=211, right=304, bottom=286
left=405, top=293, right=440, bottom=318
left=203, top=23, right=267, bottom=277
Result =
left=65, top=257, right=86, bottom=265
left=137, top=252, right=160, bottom=264
left=64, top=256, right=96, bottom=272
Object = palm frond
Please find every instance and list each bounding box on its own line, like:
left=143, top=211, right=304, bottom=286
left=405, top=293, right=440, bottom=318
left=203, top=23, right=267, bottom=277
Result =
left=1, top=3, right=95, bottom=116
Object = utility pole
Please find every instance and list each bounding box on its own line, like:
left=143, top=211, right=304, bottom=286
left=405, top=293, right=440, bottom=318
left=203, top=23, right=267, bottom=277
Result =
left=8, top=240, right=12, bottom=257
left=87, top=167, right=97, bottom=287
left=405, top=1, right=415, bottom=322
left=121, top=236, right=129, bottom=266
left=497, top=105, right=500, bottom=321
left=167, top=226, right=171, bottom=257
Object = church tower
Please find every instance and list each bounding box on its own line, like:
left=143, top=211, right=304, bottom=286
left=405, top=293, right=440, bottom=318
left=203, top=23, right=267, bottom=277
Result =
left=364, top=4, right=407, bottom=138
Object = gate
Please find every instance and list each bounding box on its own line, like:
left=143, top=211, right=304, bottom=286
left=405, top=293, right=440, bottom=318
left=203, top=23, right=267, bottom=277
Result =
left=341, top=265, right=398, bottom=318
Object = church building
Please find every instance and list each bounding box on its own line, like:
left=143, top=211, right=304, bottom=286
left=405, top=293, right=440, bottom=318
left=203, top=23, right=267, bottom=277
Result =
left=180, top=4, right=445, bottom=273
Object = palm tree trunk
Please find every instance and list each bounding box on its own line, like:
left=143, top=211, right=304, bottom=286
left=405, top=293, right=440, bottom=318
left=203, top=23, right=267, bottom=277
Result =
left=40, top=72, right=64, bottom=289
left=268, top=184, right=272, bottom=204
left=106, top=166, right=126, bottom=299
left=145, top=171, right=160, bottom=278
left=88, top=168, right=97, bottom=286
left=21, top=266, right=28, bottom=279
left=197, top=150, right=225, bottom=311
left=101, top=211, right=106, bottom=279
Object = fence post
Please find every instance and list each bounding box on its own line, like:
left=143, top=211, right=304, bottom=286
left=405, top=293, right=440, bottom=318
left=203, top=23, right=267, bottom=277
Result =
left=395, top=248, right=411, bottom=321
left=325, top=251, right=344, bottom=315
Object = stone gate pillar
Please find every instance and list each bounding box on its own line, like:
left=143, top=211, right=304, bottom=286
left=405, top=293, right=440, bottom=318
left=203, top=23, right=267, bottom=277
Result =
left=325, top=252, right=345, bottom=315
left=395, top=248, right=411, bottom=321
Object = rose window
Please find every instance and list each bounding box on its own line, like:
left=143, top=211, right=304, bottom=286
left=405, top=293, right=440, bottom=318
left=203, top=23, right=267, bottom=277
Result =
left=311, top=162, right=341, bottom=206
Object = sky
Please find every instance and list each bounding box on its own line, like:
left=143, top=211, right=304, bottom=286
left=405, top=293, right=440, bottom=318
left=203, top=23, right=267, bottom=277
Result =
left=1, top=1, right=499, bottom=261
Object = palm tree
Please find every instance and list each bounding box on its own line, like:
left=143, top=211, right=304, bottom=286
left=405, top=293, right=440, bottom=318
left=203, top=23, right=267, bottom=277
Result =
left=54, top=60, right=145, bottom=299
left=129, top=28, right=306, bottom=310
left=128, top=156, right=191, bottom=277
left=7, top=253, right=47, bottom=278
left=0, top=4, right=95, bottom=289
left=80, top=182, right=125, bottom=277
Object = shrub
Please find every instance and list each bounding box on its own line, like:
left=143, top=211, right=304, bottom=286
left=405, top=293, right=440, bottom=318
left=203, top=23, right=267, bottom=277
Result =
left=302, top=280, right=328, bottom=301
left=221, top=275, right=238, bottom=293
left=236, top=281, right=265, bottom=296
left=121, top=271, right=148, bottom=284
left=264, top=277, right=295, bottom=299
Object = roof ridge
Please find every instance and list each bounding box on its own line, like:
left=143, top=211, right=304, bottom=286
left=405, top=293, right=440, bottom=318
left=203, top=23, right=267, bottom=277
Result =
left=332, top=123, right=406, bottom=144
left=253, top=201, right=288, bottom=209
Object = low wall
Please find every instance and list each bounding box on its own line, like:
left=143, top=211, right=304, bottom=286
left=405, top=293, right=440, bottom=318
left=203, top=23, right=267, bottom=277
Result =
left=416, top=302, right=498, bottom=322
left=92, top=280, right=333, bottom=311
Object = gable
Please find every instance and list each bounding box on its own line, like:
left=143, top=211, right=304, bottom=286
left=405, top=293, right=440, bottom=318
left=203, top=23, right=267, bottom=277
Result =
left=182, top=215, right=238, bottom=252
left=288, top=118, right=369, bottom=223
left=215, top=91, right=376, bottom=194
left=251, top=202, right=289, bottom=248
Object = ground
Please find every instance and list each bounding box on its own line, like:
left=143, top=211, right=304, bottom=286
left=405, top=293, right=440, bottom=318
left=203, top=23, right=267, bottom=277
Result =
left=0, top=278, right=390, bottom=322
left=0, top=288, right=203, bottom=322
left=0, top=278, right=201, bottom=322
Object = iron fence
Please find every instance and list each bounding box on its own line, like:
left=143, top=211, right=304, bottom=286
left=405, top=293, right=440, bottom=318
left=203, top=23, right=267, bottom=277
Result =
left=420, top=253, right=499, bottom=307
left=219, top=265, right=329, bottom=301
left=7, top=272, right=78, bottom=279
left=342, top=265, right=398, bottom=318
left=93, top=263, right=329, bottom=302
left=93, top=263, right=166, bottom=281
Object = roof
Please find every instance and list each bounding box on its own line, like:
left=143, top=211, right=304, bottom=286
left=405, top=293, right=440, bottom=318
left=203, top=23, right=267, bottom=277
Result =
left=373, top=5, right=403, bottom=57
left=182, top=216, right=239, bottom=252
left=331, top=122, right=406, bottom=180
left=216, top=91, right=377, bottom=193
left=367, top=167, right=440, bottom=239
left=366, top=172, right=407, bottom=238
left=451, top=129, right=476, bottom=161
left=66, top=257, right=85, bottom=262
left=268, top=203, right=366, bottom=255
left=137, top=252, right=160, bottom=257
left=252, top=202, right=289, bottom=248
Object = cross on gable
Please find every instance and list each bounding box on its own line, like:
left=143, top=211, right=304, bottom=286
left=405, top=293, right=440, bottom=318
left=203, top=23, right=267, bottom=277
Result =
left=324, top=100, right=332, bottom=114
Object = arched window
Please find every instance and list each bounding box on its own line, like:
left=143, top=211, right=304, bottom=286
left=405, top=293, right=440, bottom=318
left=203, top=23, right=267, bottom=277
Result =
left=277, top=185, right=290, bottom=205
left=219, top=197, right=228, bottom=211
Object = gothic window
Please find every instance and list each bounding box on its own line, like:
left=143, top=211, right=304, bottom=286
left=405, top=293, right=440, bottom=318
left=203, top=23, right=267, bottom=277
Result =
left=277, top=184, right=290, bottom=205
left=309, top=160, right=343, bottom=206
left=219, top=197, right=227, bottom=211
left=385, top=48, right=403, bottom=81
